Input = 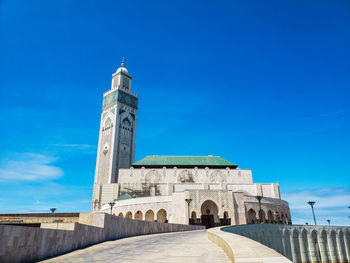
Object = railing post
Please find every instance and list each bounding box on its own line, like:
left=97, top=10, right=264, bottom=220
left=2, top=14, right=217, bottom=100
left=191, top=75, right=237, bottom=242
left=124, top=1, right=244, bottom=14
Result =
left=335, top=231, right=345, bottom=263
left=290, top=230, right=302, bottom=263
left=318, top=231, right=330, bottom=263
left=327, top=231, right=339, bottom=263
left=307, top=230, right=321, bottom=263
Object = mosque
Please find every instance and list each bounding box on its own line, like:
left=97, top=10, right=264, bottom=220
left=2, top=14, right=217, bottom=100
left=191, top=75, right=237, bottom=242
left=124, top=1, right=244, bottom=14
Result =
left=92, top=60, right=291, bottom=228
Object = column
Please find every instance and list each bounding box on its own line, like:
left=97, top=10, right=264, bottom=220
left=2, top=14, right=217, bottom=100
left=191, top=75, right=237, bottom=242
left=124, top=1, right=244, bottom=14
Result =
left=308, top=231, right=321, bottom=263
left=336, top=232, right=345, bottom=263
left=282, top=230, right=293, bottom=261
left=299, top=231, right=310, bottom=263
left=343, top=232, right=350, bottom=262
left=290, top=230, right=302, bottom=263
left=327, top=232, right=339, bottom=263
left=318, top=232, right=330, bottom=263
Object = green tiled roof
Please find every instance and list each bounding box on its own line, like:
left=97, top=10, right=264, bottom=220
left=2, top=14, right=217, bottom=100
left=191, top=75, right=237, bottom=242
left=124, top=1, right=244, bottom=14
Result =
left=132, top=155, right=237, bottom=168
left=116, top=194, right=132, bottom=201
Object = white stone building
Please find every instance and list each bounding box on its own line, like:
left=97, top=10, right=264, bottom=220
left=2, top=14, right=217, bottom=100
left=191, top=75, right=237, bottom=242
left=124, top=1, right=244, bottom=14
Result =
left=92, top=60, right=291, bottom=228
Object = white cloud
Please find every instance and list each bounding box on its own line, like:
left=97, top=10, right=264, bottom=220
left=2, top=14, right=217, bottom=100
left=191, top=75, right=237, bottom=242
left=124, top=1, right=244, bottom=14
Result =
left=284, top=187, right=350, bottom=226
left=49, top=143, right=95, bottom=150
left=0, top=153, right=63, bottom=181
left=318, top=108, right=350, bottom=117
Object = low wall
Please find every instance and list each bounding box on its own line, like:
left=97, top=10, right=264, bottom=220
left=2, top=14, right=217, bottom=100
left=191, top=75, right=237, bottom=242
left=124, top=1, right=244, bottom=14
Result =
left=222, top=224, right=350, bottom=263
left=0, top=212, right=204, bottom=263
left=208, top=227, right=292, bottom=263
left=0, top=213, right=80, bottom=225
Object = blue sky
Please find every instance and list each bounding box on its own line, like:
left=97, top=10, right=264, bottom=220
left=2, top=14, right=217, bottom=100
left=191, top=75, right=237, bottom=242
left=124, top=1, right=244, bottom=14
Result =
left=0, top=0, right=349, bottom=225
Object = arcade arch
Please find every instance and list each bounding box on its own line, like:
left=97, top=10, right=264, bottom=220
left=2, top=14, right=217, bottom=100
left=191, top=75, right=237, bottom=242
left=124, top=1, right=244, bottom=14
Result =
left=125, top=211, right=132, bottom=219
left=247, top=208, right=257, bottom=224
left=190, top=211, right=197, bottom=225
left=145, top=209, right=155, bottom=222
left=134, top=210, right=143, bottom=220
left=157, top=209, right=167, bottom=223
left=267, top=210, right=273, bottom=223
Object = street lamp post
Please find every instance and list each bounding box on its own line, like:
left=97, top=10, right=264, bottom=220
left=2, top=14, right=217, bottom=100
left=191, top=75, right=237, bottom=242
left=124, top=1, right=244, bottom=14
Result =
left=256, top=196, right=263, bottom=223
left=308, top=201, right=317, bottom=225
left=50, top=208, right=56, bottom=213
left=108, top=202, right=115, bottom=215
left=185, top=199, right=192, bottom=224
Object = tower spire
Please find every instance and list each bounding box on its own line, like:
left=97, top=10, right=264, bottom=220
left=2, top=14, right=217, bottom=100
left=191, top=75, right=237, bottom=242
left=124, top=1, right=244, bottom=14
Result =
left=121, top=57, right=125, bottom=67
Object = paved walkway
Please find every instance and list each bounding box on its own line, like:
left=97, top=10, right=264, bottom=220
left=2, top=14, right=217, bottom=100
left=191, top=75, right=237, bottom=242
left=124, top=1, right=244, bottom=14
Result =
left=40, top=230, right=229, bottom=263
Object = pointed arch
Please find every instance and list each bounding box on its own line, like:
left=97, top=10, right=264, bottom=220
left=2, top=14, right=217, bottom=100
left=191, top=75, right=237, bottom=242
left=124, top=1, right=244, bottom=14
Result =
left=156, top=209, right=167, bottom=223
left=145, top=209, right=155, bottom=222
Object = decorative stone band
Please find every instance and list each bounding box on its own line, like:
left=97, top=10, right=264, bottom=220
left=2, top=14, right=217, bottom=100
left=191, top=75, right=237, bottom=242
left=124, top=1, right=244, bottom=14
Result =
left=208, top=227, right=292, bottom=263
left=103, top=89, right=138, bottom=110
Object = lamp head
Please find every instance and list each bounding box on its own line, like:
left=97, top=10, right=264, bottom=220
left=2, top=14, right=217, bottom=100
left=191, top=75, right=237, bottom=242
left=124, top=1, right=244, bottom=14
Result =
left=308, top=201, right=315, bottom=206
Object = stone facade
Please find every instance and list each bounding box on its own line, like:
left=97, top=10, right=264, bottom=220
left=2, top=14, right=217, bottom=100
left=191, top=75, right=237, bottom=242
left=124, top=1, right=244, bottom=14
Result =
left=92, top=63, right=291, bottom=228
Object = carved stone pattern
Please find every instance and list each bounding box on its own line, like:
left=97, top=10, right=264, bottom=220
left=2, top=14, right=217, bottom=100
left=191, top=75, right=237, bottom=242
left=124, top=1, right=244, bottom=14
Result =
left=178, top=170, right=194, bottom=183
left=145, top=169, right=161, bottom=183
left=210, top=170, right=226, bottom=183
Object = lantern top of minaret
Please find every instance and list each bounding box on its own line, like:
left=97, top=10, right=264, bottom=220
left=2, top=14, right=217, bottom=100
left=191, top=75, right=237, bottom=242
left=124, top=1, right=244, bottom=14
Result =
left=116, top=57, right=128, bottom=74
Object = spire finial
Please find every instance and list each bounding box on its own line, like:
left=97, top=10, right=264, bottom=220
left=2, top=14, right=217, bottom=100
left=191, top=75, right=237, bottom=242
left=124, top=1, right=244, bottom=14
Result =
left=121, top=57, right=125, bottom=67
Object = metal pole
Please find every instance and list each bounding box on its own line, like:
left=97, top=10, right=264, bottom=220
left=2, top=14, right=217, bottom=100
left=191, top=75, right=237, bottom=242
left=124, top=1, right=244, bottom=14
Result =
left=108, top=202, right=115, bottom=215
left=311, top=205, right=316, bottom=225
left=185, top=199, right=192, bottom=224
left=188, top=204, right=190, bottom=223
left=308, top=201, right=317, bottom=225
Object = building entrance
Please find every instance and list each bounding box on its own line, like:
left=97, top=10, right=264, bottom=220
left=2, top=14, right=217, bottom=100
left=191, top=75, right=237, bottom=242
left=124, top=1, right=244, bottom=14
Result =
left=200, top=200, right=219, bottom=229
left=201, top=214, right=214, bottom=228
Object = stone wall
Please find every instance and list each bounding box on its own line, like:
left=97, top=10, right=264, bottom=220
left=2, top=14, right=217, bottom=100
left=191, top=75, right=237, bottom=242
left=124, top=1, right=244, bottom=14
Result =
left=0, top=212, right=204, bottom=263
left=0, top=213, right=80, bottom=225
left=208, top=227, right=292, bottom=263
left=222, top=224, right=350, bottom=263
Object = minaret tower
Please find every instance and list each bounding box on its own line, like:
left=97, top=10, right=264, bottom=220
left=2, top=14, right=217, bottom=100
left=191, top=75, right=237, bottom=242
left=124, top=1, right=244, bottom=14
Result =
left=92, top=59, right=138, bottom=211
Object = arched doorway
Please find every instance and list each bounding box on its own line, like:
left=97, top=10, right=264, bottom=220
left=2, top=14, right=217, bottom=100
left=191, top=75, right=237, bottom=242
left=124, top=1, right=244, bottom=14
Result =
left=145, top=209, right=155, bottom=222
left=134, top=210, right=143, bottom=220
left=281, top=213, right=285, bottom=224
left=190, top=211, right=197, bottom=225
left=267, top=210, right=273, bottom=223
left=157, top=209, right=167, bottom=223
left=222, top=211, right=230, bottom=225
left=259, top=210, right=266, bottom=223
left=247, top=208, right=257, bottom=224
left=200, top=200, right=219, bottom=228
left=125, top=211, right=132, bottom=219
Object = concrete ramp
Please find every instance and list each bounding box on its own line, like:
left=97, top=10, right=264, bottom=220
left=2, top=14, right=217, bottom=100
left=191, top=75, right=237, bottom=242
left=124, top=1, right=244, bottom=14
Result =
left=0, top=213, right=204, bottom=263
left=40, top=230, right=229, bottom=263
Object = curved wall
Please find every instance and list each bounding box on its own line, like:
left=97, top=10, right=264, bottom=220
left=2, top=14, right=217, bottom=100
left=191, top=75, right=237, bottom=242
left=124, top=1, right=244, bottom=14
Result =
left=222, top=224, right=350, bottom=263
